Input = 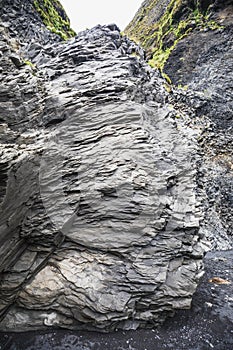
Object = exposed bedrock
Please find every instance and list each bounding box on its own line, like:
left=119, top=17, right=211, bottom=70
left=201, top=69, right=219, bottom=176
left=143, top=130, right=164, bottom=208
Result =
left=0, top=15, right=208, bottom=331
left=1, top=0, right=232, bottom=332
left=126, top=0, right=233, bottom=249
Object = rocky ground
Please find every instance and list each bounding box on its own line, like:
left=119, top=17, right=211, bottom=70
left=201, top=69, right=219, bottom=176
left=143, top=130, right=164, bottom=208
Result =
left=0, top=249, right=232, bottom=350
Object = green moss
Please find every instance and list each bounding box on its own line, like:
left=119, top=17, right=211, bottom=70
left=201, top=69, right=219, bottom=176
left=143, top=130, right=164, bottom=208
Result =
left=163, top=82, right=172, bottom=93
left=148, top=1, right=222, bottom=70
left=33, top=0, right=76, bottom=40
left=178, top=83, right=188, bottom=90
left=24, top=60, right=36, bottom=69
left=126, top=0, right=223, bottom=75
left=162, top=71, right=172, bottom=85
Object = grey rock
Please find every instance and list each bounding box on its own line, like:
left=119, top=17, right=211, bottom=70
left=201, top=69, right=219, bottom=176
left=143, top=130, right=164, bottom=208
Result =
left=2, top=249, right=232, bottom=349
left=0, top=0, right=229, bottom=333
left=126, top=0, right=233, bottom=250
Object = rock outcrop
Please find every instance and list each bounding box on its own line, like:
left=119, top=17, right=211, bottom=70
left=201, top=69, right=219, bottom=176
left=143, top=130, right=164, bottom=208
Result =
left=2, top=249, right=233, bottom=349
left=0, top=0, right=75, bottom=44
left=126, top=0, right=233, bottom=249
left=0, top=0, right=231, bottom=332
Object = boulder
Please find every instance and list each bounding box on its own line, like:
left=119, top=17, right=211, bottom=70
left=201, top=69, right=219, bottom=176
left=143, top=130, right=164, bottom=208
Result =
left=0, top=4, right=206, bottom=330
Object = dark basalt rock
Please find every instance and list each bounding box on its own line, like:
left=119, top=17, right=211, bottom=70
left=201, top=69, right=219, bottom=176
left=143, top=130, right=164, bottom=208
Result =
left=126, top=0, right=233, bottom=250
left=0, top=0, right=231, bottom=333
left=0, top=0, right=75, bottom=45
left=1, top=249, right=233, bottom=349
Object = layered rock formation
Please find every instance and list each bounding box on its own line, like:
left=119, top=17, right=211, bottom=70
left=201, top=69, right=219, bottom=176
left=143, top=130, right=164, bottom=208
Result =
left=0, top=0, right=231, bottom=332
left=2, top=249, right=233, bottom=349
left=0, top=0, right=75, bottom=44
left=126, top=0, right=233, bottom=249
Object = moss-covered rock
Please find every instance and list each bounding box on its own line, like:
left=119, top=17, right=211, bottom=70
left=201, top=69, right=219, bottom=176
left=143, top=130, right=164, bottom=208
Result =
left=125, top=0, right=223, bottom=71
left=33, top=0, right=76, bottom=40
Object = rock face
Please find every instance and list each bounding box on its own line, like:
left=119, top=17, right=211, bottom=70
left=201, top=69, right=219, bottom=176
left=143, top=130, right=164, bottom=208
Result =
left=126, top=0, right=233, bottom=249
left=0, top=0, right=75, bottom=44
left=0, top=0, right=230, bottom=332
left=1, top=249, right=233, bottom=349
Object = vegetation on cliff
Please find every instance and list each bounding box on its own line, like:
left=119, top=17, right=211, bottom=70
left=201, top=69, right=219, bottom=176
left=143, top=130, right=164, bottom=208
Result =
left=125, top=0, right=223, bottom=71
left=33, top=0, right=76, bottom=40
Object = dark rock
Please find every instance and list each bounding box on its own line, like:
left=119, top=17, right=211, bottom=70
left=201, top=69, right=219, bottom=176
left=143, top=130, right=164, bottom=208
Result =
left=0, top=1, right=208, bottom=332
left=126, top=0, right=233, bottom=249
left=0, top=0, right=231, bottom=334
left=1, top=249, right=232, bottom=349
left=9, top=54, right=23, bottom=67
left=106, top=23, right=120, bottom=32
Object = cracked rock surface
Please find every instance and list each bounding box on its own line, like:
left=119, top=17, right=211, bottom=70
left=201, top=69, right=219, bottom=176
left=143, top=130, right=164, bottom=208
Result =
left=0, top=0, right=231, bottom=332
left=126, top=0, right=233, bottom=250
left=1, top=249, right=233, bottom=349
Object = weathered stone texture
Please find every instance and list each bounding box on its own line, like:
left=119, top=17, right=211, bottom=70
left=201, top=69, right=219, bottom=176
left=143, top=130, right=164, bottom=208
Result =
left=0, top=7, right=206, bottom=331
left=2, top=0, right=233, bottom=332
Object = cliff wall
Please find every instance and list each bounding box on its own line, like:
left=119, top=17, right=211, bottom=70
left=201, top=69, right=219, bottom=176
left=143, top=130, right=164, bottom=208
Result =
left=0, top=0, right=231, bottom=332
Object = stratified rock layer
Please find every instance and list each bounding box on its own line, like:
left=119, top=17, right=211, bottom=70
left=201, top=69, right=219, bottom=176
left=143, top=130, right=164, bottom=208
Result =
left=1, top=250, right=233, bottom=349
left=126, top=0, right=233, bottom=249
left=0, top=0, right=75, bottom=44
left=0, top=4, right=205, bottom=331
